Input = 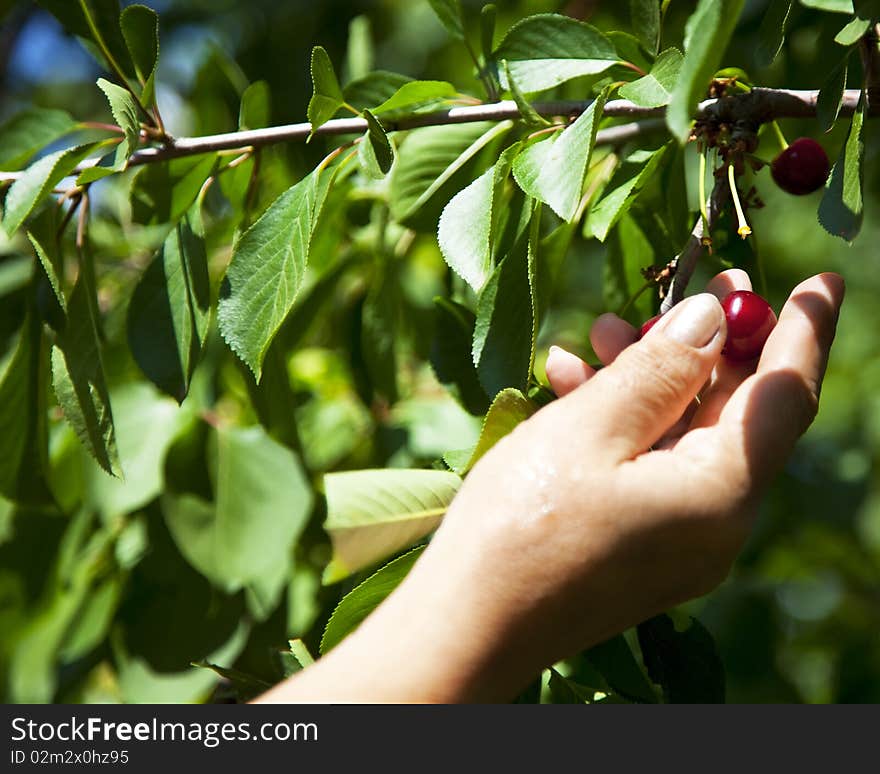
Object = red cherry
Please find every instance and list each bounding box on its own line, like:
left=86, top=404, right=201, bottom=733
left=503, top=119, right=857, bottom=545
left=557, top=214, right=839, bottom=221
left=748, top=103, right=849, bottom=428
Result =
left=770, top=138, right=830, bottom=196
left=639, top=314, right=661, bottom=339
left=721, top=290, right=776, bottom=361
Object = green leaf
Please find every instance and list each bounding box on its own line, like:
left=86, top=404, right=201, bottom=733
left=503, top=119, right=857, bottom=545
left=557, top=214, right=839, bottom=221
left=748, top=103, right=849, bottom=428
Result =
left=473, top=204, right=536, bottom=398
left=835, top=15, right=871, bottom=44
left=128, top=208, right=210, bottom=402
left=819, top=98, right=865, bottom=241
left=817, top=52, right=850, bottom=132
left=51, top=259, right=121, bottom=477
left=617, top=48, right=682, bottom=108
left=512, top=88, right=609, bottom=222
left=438, top=142, right=520, bottom=292
left=430, top=298, right=490, bottom=416
left=3, top=144, right=97, bottom=236
left=666, top=0, right=746, bottom=143
left=585, top=633, right=659, bottom=703
left=0, top=108, right=77, bottom=170
left=308, top=46, right=345, bottom=134
left=27, top=206, right=67, bottom=312
left=443, top=388, right=536, bottom=475
left=587, top=145, right=670, bottom=241
left=799, top=0, right=853, bottom=12
left=493, top=14, right=619, bottom=93
left=322, top=468, right=461, bottom=582
left=191, top=660, right=271, bottom=702
left=637, top=614, right=725, bottom=703
left=481, top=4, right=497, bottom=62
left=130, top=154, right=218, bottom=225
left=390, top=120, right=511, bottom=231
left=629, top=0, right=661, bottom=54
left=547, top=668, right=598, bottom=704
left=239, top=80, right=271, bottom=130
left=361, top=257, right=399, bottom=402
left=607, top=31, right=655, bottom=74
left=36, top=0, right=136, bottom=80
left=83, top=382, right=182, bottom=521
left=120, top=3, right=159, bottom=104
left=163, top=423, right=314, bottom=619
left=427, top=0, right=465, bottom=40
left=501, top=61, right=551, bottom=127
left=358, top=109, right=394, bottom=179
left=0, top=307, right=52, bottom=505
left=344, top=15, right=373, bottom=82
left=372, top=80, right=457, bottom=115
left=756, top=0, right=793, bottom=65
left=603, top=212, right=655, bottom=325
left=343, top=71, right=412, bottom=111
left=77, top=78, right=140, bottom=183
left=320, top=546, right=425, bottom=654
left=217, top=165, right=334, bottom=379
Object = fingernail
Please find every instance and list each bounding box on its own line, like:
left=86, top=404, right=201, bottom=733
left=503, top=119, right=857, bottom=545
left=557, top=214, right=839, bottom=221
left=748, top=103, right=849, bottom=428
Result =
left=660, top=294, right=724, bottom=348
left=548, top=345, right=562, bottom=356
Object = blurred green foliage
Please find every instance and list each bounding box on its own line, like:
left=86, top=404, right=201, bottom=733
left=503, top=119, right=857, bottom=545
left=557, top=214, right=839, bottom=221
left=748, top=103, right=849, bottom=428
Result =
left=0, top=0, right=878, bottom=703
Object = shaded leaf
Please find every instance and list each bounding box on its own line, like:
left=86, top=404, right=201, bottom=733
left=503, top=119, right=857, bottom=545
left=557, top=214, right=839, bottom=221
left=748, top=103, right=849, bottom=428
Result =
left=0, top=108, right=76, bottom=170
left=512, top=88, right=609, bottom=221
left=443, top=388, right=536, bottom=475
left=430, top=298, right=490, bottom=416
left=358, top=109, right=394, bottom=179
left=217, top=165, right=334, bottom=379
left=798, top=0, right=853, bottom=12
left=585, top=633, right=659, bottom=703
left=819, top=98, right=865, bottom=241
left=51, top=256, right=120, bottom=477
left=587, top=144, right=670, bottom=241
left=27, top=206, right=67, bottom=312
left=239, top=80, right=271, bottom=130
left=835, top=15, right=871, bottom=44
left=191, top=660, right=271, bottom=702
left=493, top=14, right=619, bottom=93
left=322, top=469, right=461, bottom=582
left=756, top=0, right=794, bottom=65
left=629, top=0, right=661, bottom=54
left=817, top=52, right=850, bottom=132
left=667, top=0, right=746, bottom=143
left=320, top=546, right=425, bottom=653
left=472, top=203, right=536, bottom=398
left=603, top=212, right=655, bottom=325
left=637, top=613, right=726, bottom=703
left=427, top=0, right=464, bottom=40
left=501, top=61, right=550, bottom=127
left=361, top=257, right=399, bottom=402
left=0, top=306, right=52, bottom=505
left=617, top=48, right=682, bottom=108
left=128, top=208, right=210, bottom=402
left=130, top=154, right=218, bottom=225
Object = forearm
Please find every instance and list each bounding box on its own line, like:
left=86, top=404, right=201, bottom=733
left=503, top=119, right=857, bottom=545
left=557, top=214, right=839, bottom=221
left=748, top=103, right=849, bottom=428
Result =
left=254, top=536, right=538, bottom=703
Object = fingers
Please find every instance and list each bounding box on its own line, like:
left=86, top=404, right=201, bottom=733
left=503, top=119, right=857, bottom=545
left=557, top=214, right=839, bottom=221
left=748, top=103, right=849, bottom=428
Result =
left=570, top=293, right=726, bottom=462
left=678, top=273, right=845, bottom=491
left=705, top=268, right=752, bottom=300
left=590, top=313, right=638, bottom=365
left=545, top=345, right=596, bottom=397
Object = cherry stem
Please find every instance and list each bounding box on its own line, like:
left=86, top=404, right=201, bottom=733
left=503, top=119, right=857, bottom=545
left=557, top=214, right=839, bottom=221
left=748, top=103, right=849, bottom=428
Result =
left=728, top=164, right=751, bottom=239
left=770, top=120, right=788, bottom=150
left=699, top=150, right=710, bottom=234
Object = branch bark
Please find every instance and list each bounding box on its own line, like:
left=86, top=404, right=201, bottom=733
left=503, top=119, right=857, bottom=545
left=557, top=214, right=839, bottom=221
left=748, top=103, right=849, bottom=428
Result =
left=0, top=88, right=871, bottom=183
left=660, top=176, right=729, bottom=315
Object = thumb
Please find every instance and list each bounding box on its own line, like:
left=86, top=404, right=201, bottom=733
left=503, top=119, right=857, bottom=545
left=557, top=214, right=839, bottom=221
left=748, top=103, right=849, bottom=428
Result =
left=575, top=293, right=726, bottom=462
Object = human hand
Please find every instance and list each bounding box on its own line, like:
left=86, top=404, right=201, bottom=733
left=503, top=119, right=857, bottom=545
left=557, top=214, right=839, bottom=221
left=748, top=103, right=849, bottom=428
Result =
left=400, top=269, right=844, bottom=699
left=258, top=270, right=844, bottom=704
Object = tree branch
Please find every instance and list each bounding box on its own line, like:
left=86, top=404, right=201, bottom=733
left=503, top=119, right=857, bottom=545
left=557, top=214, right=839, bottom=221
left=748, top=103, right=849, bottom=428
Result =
left=660, top=176, right=729, bottom=315
left=0, top=88, right=871, bottom=184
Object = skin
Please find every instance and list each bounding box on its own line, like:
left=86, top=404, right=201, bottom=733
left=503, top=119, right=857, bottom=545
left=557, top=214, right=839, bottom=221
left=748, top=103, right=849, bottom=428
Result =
left=256, top=270, right=845, bottom=704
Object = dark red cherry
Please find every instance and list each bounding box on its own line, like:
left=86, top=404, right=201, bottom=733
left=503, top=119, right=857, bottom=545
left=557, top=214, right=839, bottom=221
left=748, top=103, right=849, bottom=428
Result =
left=770, top=138, right=830, bottom=196
left=721, top=290, right=776, bottom=361
left=639, top=314, right=661, bottom=339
